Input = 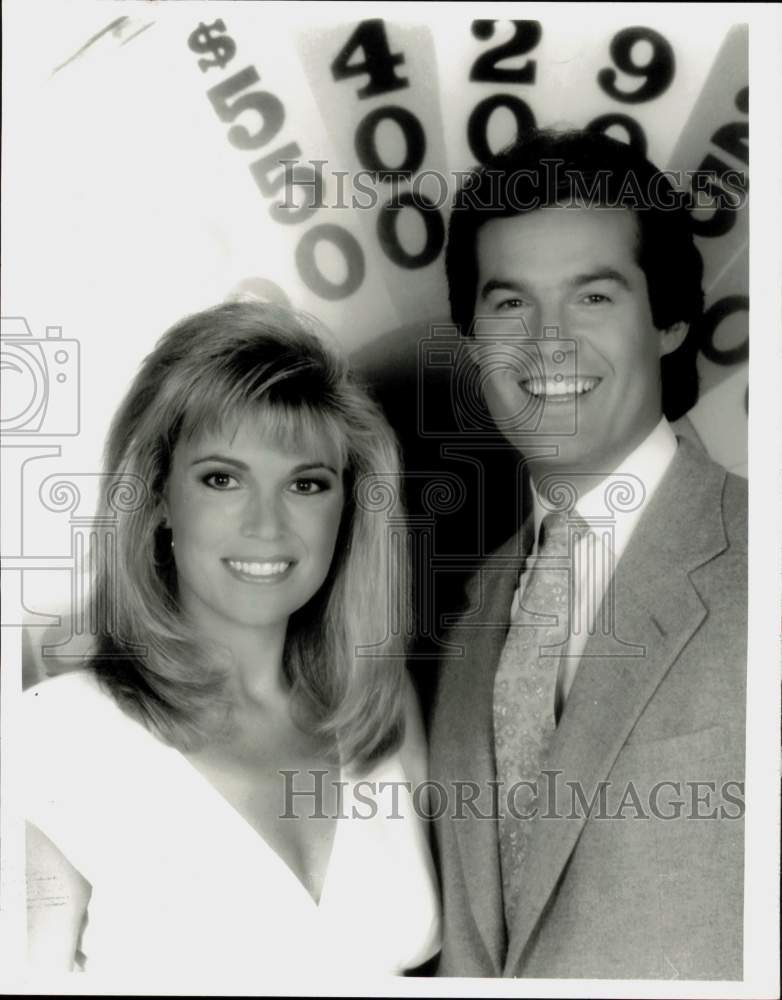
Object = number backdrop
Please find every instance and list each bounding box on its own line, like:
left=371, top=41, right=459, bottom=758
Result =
left=3, top=3, right=749, bottom=618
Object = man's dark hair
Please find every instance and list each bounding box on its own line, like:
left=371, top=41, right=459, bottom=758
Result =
left=445, top=128, right=704, bottom=420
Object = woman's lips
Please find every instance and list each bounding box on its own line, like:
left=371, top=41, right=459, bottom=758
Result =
left=222, top=558, right=295, bottom=583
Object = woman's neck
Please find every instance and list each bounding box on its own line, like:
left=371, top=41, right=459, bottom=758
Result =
left=189, top=610, right=291, bottom=711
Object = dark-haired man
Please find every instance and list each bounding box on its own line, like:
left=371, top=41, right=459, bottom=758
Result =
left=429, top=130, right=747, bottom=980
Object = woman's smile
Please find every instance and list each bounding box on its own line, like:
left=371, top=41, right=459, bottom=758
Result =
left=222, top=557, right=295, bottom=583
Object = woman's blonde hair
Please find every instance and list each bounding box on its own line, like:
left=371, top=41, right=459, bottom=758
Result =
left=91, top=300, right=407, bottom=765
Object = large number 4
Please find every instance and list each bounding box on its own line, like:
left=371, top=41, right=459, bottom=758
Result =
left=331, top=19, right=409, bottom=98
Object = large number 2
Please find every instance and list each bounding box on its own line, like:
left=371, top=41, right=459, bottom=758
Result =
left=598, top=27, right=675, bottom=104
left=469, top=20, right=542, bottom=83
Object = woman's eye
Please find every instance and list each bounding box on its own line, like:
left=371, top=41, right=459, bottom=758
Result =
left=496, top=297, right=526, bottom=311
left=203, top=471, right=238, bottom=490
left=289, top=478, right=327, bottom=495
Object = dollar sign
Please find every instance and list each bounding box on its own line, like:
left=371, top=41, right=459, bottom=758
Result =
left=187, top=19, right=236, bottom=73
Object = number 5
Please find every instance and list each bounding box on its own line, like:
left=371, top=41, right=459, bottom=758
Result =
left=207, top=66, right=285, bottom=150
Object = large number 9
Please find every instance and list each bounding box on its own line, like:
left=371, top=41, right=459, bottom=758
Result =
left=598, top=27, right=675, bottom=104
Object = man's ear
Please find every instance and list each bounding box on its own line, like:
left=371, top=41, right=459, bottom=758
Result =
left=659, top=321, right=689, bottom=358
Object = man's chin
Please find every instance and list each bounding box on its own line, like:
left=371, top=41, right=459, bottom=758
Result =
left=500, top=427, right=583, bottom=457
left=505, top=436, right=608, bottom=478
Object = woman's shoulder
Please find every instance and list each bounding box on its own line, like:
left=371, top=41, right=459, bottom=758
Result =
left=24, top=667, right=117, bottom=724
left=26, top=665, right=103, bottom=702
left=22, top=670, right=152, bottom=883
left=23, top=668, right=167, bottom=839
left=23, top=668, right=145, bottom=763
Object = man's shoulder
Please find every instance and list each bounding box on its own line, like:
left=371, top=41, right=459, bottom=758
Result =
left=645, top=445, right=747, bottom=625
left=682, top=445, right=747, bottom=561
left=644, top=440, right=746, bottom=552
left=721, top=469, right=748, bottom=550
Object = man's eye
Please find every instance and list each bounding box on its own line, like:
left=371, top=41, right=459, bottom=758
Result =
left=496, top=297, right=526, bottom=311
left=289, top=478, right=327, bottom=495
left=582, top=293, right=610, bottom=304
left=203, top=471, right=238, bottom=490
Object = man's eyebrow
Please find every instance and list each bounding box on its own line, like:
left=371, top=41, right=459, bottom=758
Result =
left=570, top=268, right=631, bottom=290
left=479, top=278, right=528, bottom=300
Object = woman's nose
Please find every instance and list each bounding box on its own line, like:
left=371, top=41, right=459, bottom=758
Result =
left=240, top=490, right=285, bottom=540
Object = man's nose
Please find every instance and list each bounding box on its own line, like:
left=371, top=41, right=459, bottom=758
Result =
left=536, top=301, right=568, bottom=341
left=240, top=490, right=285, bottom=540
left=531, top=303, right=578, bottom=379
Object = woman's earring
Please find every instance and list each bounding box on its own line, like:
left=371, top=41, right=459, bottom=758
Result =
left=154, top=525, right=175, bottom=569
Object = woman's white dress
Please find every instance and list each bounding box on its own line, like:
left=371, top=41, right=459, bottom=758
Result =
left=23, top=670, right=441, bottom=982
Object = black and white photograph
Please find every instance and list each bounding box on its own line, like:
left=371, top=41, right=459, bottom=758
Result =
left=1, top=1, right=779, bottom=995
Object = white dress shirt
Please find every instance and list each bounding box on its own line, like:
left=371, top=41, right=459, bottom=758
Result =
left=512, top=417, right=678, bottom=711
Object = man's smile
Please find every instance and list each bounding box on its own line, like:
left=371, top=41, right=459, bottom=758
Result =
left=518, top=375, right=602, bottom=402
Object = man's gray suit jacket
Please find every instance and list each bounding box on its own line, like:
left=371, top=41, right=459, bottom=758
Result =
left=429, top=439, right=747, bottom=980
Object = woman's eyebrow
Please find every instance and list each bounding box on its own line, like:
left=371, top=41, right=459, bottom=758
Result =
left=290, top=462, right=339, bottom=476
left=190, top=454, right=249, bottom=470
left=190, top=456, right=339, bottom=476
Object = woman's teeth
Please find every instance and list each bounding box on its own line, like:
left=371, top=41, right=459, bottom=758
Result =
left=227, top=560, right=290, bottom=577
left=523, top=376, right=600, bottom=397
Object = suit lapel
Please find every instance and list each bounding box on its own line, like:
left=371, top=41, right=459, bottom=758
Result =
left=448, top=518, right=533, bottom=975
left=503, top=440, right=728, bottom=975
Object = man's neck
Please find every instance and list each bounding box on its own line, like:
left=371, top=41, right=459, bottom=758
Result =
left=529, top=417, right=678, bottom=529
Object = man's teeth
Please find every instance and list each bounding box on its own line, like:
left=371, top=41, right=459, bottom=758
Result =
left=228, top=560, right=290, bottom=577
left=523, top=377, right=600, bottom=397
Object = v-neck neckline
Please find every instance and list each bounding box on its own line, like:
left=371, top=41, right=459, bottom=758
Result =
left=178, top=744, right=343, bottom=908
left=151, top=728, right=345, bottom=910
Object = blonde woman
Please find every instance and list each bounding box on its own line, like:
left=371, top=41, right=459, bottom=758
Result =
left=23, top=301, right=440, bottom=981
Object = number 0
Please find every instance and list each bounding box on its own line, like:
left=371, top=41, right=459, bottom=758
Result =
left=355, top=106, right=426, bottom=178
left=467, top=94, right=536, bottom=165
left=377, top=192, right=445, bottom=269
left=295, top=224, right=365, bottom=300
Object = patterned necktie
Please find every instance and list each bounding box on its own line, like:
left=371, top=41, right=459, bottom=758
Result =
left=493, top=510, right=576, bottom=927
